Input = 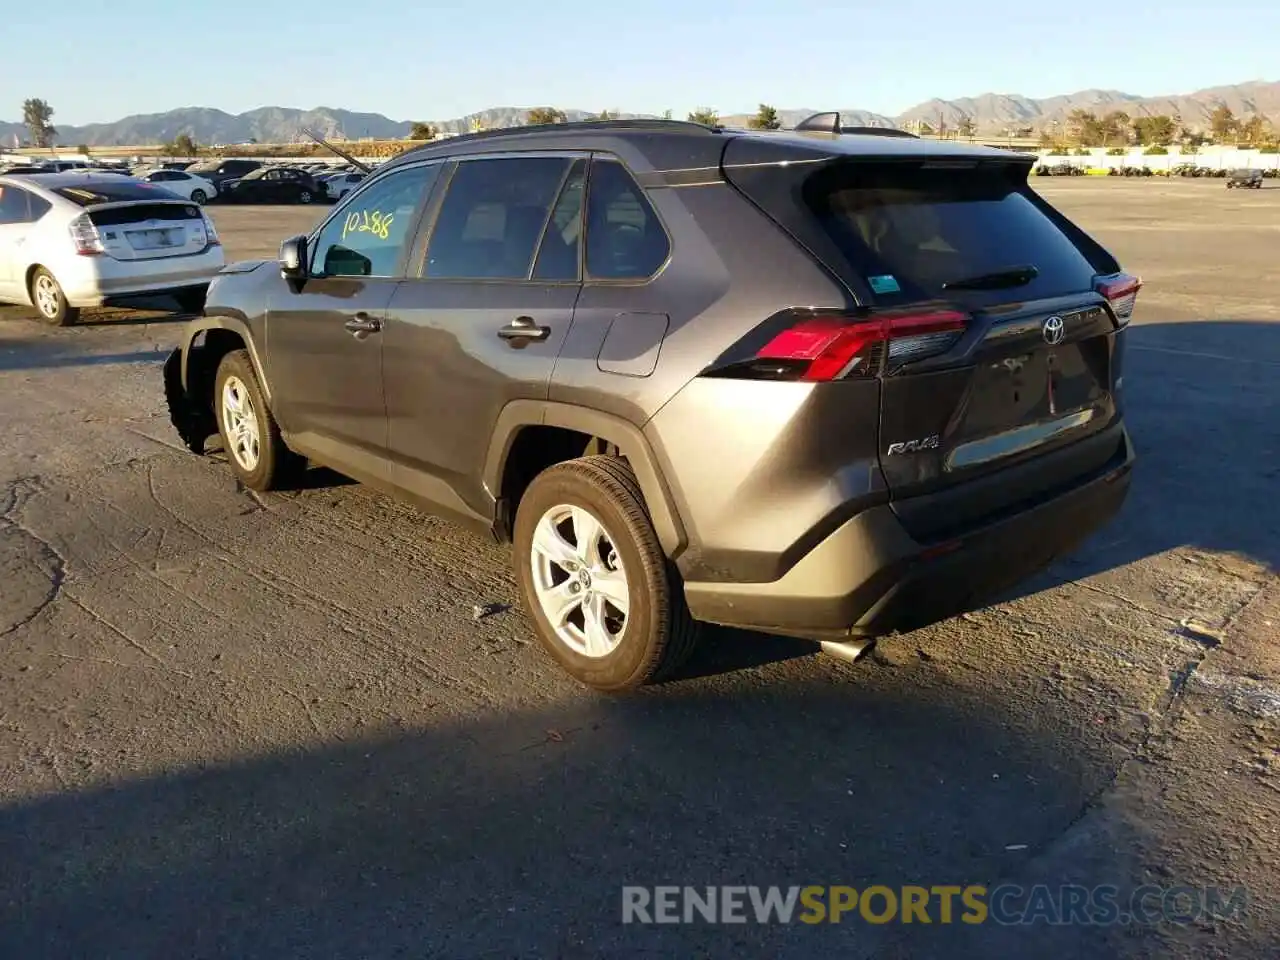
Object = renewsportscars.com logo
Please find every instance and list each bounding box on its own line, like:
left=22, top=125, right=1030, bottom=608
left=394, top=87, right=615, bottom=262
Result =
left=621, top=884, right=1249, bottom=926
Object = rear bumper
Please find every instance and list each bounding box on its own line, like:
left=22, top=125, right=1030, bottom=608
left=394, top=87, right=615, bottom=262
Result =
left=62, top=250, right=225, bottom=306
left=683, top=427, right=1135, bottom=639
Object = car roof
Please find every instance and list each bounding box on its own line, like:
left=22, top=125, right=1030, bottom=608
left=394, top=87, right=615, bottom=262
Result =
left=380, top=119, right=1031, bottom=177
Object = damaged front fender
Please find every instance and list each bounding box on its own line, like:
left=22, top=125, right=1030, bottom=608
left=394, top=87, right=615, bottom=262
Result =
left=164, top=347, right=217, bottom=455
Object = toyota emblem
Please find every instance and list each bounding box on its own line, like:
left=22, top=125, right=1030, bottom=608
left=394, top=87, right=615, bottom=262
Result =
left=1042, top=315, right=1066, bottom=346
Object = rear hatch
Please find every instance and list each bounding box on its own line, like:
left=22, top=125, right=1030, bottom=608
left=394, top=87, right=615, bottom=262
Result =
left=87, top=202, right=213, bottom=260
left=721, top=142, right=1139, bottom=540
left=55, top=181, right=214, bottom=260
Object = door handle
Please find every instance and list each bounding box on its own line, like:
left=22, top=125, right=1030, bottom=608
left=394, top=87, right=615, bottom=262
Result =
left=344, top=313, right=382, bottom=337
left=497, top=316, right=550, bottom=343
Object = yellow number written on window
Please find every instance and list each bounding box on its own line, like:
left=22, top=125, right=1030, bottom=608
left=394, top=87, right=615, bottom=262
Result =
left=342, top=209, right=395, bottom=242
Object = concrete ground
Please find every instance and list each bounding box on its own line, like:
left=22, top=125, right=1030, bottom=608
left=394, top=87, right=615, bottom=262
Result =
left=1, top=178, right=1277, bottom=959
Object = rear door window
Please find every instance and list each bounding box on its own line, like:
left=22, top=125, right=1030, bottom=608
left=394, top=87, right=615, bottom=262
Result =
left=804, top=162, right=1099, bottom=306
left=422, top=156, right=573, bottom=280
left=584, top=160, right=669, bottom=280
left=0, top=185, right=33, bottom=224
left=532, top=159, right=586, bottom=281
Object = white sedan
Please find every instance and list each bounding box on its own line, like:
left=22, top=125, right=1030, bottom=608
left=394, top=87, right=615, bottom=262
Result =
left=0, top=172, right=225, bottom=325
left=138, top=167, right=220, bottom=204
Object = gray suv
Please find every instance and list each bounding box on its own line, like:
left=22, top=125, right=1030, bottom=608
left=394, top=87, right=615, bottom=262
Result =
left=163, top=117, right=1139, bottom=691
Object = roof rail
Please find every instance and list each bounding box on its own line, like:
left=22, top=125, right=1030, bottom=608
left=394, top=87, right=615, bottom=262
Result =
left=402, top=117, right=723, bottom=156
left=793, top=112, right=920, bottom=139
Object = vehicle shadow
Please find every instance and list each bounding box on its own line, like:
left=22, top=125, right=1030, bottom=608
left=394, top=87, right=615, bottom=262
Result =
left=0, top=680, right=1142, bottom=960
left=0, top=345, right=170, bottom=372
left=1000, top=318, right=1280, bottom=605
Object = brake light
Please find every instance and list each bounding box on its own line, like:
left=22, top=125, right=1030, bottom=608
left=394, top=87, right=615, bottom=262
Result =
left=749, top=309, right=967, bottom=381
left=203, top=214, right=221, bottom=246
left=1096, top=272, right=1141, bottom=325
left=68, top=212, right=105, bottom=256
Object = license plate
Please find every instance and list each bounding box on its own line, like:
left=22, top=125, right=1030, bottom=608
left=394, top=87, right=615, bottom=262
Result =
left=128, top=228, right=180, bottom=250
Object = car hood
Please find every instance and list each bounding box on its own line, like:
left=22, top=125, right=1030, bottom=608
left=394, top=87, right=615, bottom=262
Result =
left=218, top=259, right=269, bottom=275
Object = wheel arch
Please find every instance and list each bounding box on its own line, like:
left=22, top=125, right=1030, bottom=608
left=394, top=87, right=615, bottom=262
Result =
left=484, top=400, right=687, bottom=559
left=179, top=314, right=273, bottom=406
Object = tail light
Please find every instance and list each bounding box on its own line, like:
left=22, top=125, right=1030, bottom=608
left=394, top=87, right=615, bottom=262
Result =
left=1096, top=272, right=1141, bottom=325
left=203, top=214, right=221, bottom=246
left=707, top=308, right=967, bottom=382
left=68, top=212, right=105, bottom=256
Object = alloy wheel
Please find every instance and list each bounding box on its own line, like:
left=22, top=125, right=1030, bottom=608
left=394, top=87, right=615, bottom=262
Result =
left=529, top=504, right=630, bottom=657
left=220, top=375, right=261, bottom=472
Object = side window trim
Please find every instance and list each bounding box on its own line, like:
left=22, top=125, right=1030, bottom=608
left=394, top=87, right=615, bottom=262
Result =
left=409, top=150, right=591, bottom=283
left=306, top=159, right=445, bottom=279
left=527, top=157, right=585, bottom=282
left=581, top=153, right=674, bottom=285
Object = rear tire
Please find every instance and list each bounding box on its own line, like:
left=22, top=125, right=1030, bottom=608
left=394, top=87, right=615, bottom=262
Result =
left=299, top=190, right=313, bottom=204
left=191, top=189, right=208, bottom=204
left=513, top=455, right=699, bottom=692
left=29, top=267, right=79, bottom=326
left=213, top=350, right=303, bottom=491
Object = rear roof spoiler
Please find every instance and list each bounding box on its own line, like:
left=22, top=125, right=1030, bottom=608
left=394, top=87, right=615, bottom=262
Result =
left=793, top=112, right=919, bottom=139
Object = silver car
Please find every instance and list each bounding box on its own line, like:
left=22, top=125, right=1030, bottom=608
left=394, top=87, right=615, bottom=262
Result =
left=0, top=171, right=225, bottom=324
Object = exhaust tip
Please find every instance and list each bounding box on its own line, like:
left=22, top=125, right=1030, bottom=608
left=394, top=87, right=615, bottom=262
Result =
left=819, top=637, right=877, bottom=664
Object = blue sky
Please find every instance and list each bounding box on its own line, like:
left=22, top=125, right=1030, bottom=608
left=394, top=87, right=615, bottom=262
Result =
left=7, top=0, right=1279, bottom=124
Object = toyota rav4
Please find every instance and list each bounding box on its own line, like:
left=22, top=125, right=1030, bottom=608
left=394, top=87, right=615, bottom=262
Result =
left=163, top=116, right=1139, bottom=691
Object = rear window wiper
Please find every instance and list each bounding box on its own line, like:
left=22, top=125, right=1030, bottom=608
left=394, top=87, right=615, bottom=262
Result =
left=941, top=264, right=1039, bottom=291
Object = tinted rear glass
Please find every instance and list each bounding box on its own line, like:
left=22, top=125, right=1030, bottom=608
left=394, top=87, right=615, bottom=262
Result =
left=87, top=202, right=201, bottom=225
left=54, top=181, right=178, bottom=207
left=804, top=162, right=1098, bottom=305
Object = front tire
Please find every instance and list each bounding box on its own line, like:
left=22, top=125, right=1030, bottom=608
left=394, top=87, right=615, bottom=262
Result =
left=191, top=189, right=208, bottom=204
left=299, top=190, right=313, bottom=204
left=513, top=455, right=699, bottom=691
left=213, top=350, right=302, bottom=491
left=29, top=267, right=79, bottom=326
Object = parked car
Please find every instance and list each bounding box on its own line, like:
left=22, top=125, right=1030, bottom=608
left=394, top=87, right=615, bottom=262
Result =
left=139, top=167, right=219, bottom=203
left=183, top=158, right=263, bottom=193
left=0, top=172, right=223, bottom=325
left=0, top=164, right=52, bottom=175
left=319, top=171, right=366, bottom=201
left=162, top=117, right=1138, bottom=691
left=221, top=166, right=322, bottom=204
left=1225, top=168, right=1263, bottom=189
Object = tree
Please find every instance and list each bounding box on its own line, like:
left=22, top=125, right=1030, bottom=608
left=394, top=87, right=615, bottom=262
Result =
left=957, top=114, right=976, bottom=138
left=917, top=120, right=934, bottom=136
left=526, top=107, right=568, bottom=125
left=22, top=98, right=56, bottom=147
left=76, top=143, right=91, bottom=156
left=1066, top=109, right=1102, bottom=146
left=1131, top=115, right=1176, bottom=146
left=1209, top=105, right=1238, bottom=142
left=1098, top=111, right=1130, bottom=146
left=468, top=115, right=490, bottom=133
left=687, top=107, right=720, bottom=126
left=162, top=133, right=199, bottom=157
left=409, top=121, right=436, bottom=140
left=1239, top=114, right=1268, bottom=145
left=661, top=109, right=673, bottom=120
left=589, top=109, right=616, bottom=121
left=747, top=104, right=781, bottom=130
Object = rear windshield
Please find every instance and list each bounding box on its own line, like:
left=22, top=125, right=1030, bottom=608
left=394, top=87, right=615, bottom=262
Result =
left=804, top=163, right=1100, bottom=305
left=53, top=181, right=176, bottom=207
left=87, top=202, right=201, bottom=226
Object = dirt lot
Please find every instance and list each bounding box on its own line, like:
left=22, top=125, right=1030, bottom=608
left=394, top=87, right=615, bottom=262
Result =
left=1, top=179, right=1277, bottom=959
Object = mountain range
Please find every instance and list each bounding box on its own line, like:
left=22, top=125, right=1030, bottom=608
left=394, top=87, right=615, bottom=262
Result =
left=3, top=80, right=1276, bottom=148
